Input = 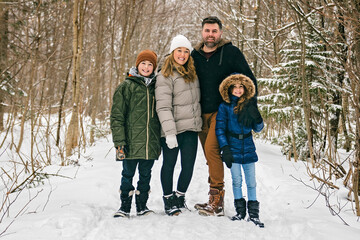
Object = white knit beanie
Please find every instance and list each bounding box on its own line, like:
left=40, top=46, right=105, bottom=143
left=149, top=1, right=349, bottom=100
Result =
left=169, top=35, right=193, bottom=54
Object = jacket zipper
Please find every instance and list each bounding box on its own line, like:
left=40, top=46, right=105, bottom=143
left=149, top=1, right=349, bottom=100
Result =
left=152, top=96, right=155, bottom=118
left=146, top=87, right=150, bottom=160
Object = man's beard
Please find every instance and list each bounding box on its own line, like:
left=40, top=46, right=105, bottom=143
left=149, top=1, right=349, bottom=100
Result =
left=204, top=37, right=221, bottom=48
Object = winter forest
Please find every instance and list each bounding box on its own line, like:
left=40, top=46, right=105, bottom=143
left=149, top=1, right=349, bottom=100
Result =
left=0, top=0, right=360, bottom=239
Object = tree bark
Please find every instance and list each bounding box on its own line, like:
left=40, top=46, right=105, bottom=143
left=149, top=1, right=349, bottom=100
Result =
left=0, top=0, right=8, bottom=132
left=65, top=0, right=86, bottom=158
left=89, top=0, right=104, bottom=144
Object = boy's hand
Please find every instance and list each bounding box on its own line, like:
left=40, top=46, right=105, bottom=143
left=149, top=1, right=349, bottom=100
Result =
left=116, top=146, right=126, bottom=161
left=221, top=145, right=234, bottom=168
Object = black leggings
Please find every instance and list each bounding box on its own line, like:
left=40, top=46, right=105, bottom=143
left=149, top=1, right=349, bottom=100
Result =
left=160, top=131, right=198, bottom=196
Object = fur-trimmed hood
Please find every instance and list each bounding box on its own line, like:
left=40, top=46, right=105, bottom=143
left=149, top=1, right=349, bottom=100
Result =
left=219, top=74, right=255, bottom=113
left=219, top=74, right=255, bottom=103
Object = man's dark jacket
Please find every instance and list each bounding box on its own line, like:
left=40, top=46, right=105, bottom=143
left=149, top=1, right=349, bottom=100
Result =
left=191, top=39, right=257, bottom=114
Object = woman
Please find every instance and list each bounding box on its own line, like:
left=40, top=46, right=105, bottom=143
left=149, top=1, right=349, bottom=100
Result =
left=155, top=35, right=202, bottom=216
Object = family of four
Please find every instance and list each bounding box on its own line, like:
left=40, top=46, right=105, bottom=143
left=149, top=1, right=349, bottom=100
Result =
left=110, top=16, right=265, bottom=228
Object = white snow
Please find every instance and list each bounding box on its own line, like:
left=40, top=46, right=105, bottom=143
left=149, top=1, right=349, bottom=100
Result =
left=1, top=136, right=360, bottom=240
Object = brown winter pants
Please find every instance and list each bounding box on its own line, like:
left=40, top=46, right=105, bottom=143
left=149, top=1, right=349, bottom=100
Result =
left=198, top=112, right=224, bottom=190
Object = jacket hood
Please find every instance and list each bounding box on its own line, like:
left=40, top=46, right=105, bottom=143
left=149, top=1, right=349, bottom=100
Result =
left=128, top=67, right=156, bottom=86
left=194, top=39, right=231, bottom=52
left=219, top=74, right=255, bottom=104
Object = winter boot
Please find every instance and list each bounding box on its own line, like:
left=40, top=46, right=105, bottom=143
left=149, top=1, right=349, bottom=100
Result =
left=198, top=188, right=225, bottom=216
left=194, top=189, right=214, bottom=210
left=114, top=191, right=134, bottom=218
left=163, top=192, right=181, bottom=216
left=247, top=200, right=264, bottom=228
left=175, top=191, right=189, bottom=211
left=135, top=190, right=154, bottom=216
left=231, top=198, right=246, bottom=221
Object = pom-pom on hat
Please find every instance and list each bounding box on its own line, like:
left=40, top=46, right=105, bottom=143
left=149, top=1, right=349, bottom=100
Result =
left=136, top=49, right=157, bottom=70
left=169, top=35, right=193, bottom=54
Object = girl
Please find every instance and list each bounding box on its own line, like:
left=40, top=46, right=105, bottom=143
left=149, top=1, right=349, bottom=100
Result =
left=155, top=35, right=202, bottom=216
left=110, top=50, right=161, bottom=218
left=215, top=74, right=265, bottom=227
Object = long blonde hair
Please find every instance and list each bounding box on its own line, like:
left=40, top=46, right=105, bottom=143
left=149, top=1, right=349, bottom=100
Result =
left=161, top=53, right=197, bottom=83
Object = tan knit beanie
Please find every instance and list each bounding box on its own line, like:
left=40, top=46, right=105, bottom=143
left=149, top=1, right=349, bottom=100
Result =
left=136, top=50, right=157, bottom=70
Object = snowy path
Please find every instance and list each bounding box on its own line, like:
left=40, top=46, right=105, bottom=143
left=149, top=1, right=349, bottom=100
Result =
left=1, top=137, right=360, bottom=240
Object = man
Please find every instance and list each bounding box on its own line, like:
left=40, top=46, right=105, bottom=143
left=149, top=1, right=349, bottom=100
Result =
left=191, top=16, right=258, bottom=216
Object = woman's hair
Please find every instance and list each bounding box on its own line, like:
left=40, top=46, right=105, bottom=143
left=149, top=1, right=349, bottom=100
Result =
left=161, top=53, right=197, bottom=83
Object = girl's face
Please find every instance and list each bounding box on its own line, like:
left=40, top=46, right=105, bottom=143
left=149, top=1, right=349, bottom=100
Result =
left=232, top=84, right=245, bottom=97
left=173, top=47, right=190, bottom=66
left=137, top=60, right=154, bottom=77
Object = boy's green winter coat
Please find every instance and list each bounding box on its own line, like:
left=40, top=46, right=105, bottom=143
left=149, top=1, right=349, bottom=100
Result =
left=110, top=72, right=161, bottom=160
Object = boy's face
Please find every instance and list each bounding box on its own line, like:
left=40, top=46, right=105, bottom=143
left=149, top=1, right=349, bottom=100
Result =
left=232, top=84, right=244, bottom=97
left=138, top=60, right=154, bottom=77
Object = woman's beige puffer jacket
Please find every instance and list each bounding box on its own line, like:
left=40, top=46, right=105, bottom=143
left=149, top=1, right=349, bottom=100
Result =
left=155, top=71, right=202, bottom=137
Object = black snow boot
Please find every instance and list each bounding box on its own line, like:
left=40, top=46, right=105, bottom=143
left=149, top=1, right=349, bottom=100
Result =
left=231, top=198, right=246, bottom=221
left=114, top=191, right=134, bottom=218
left=176, top=191, right=189, bottom=211
left=163, top=192, right=181, bottom=216
left=247, top=200, right=264, bottom=228
left=135, top=190, right=154, bottom=216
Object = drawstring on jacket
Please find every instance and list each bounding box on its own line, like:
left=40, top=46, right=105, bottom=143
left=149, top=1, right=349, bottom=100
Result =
left=218, top=46, right=224, bottom=66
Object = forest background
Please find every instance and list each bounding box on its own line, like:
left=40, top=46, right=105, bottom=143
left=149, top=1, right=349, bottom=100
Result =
left=0, top=0, right=359, bottom=229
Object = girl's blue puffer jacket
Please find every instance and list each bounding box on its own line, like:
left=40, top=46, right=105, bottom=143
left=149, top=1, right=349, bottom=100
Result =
left=215, top=74, right=264, bottom=164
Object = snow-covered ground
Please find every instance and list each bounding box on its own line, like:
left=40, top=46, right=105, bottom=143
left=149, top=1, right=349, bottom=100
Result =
left=1, top=135, right=360, bottom=240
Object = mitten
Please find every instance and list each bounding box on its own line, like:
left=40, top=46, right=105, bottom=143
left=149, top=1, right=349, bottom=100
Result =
left=165, top=134, right=178, bottom=149
left=238, top=98, right=262, bottom=127
left=221, top=145, right=234, bottom=168
left=247, top=103, right=263, bottom=124
left=116, top=146, right=126, bottom=161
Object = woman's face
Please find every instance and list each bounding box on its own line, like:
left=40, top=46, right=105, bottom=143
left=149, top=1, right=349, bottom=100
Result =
left=173, top=47, right=190, bottom=66
left=232, top=84, right=245, bottom=97
left=137, top=60, right=154, bottom=77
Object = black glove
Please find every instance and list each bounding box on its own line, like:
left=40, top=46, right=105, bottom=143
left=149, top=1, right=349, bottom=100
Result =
left=221, top=145, right=234, bottom=168
left=237, top=98, right=263, bottom=127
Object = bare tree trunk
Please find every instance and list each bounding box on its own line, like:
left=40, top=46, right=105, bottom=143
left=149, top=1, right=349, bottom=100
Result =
left=0, top=0, right=8, bottom=132
left=117, top=0, right=144, bottom=83
left=90, top=0, right=104, bottom=144
left=65, top=0, right=86, bottom=158
left=352, top=0, right=360, bottom=216
left=298, top=22, right=316, bottom=167
left=108, top=0, right=117, bottom=112
left=253, top=0, right=260, bottom=77
left=336, top=10, right=351, bottom=151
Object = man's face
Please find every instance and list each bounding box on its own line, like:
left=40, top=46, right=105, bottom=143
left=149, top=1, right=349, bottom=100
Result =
left=201, top=23, right=222, bottom=48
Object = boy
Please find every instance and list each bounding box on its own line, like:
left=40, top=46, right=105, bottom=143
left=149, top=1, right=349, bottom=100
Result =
left=110, top=50, right=161, bottom=218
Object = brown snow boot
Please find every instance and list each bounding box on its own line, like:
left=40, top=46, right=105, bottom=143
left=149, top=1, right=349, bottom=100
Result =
left=198, top=188, right=225, bottom=216
left=194, top=188, right=218, bottom=210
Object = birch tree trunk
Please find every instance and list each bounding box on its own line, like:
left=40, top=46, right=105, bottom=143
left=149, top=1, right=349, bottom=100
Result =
left=65, top=0, right=85, bottom=158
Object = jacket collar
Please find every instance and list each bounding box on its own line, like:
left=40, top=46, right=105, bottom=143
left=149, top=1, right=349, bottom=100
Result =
left=194, top=38, right=231, bottom=52
left=128, top=67, right=156, bottom=86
